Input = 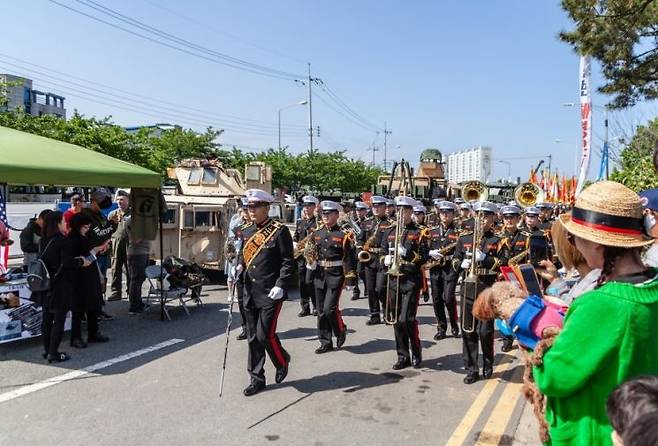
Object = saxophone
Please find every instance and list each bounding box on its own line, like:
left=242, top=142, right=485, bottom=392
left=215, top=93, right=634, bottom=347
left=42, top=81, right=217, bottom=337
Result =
left=293, top=225, right=320, bottom=260
left=423, top=241, right=458, bottom=270
left=507, top=248, right=529, bottom=266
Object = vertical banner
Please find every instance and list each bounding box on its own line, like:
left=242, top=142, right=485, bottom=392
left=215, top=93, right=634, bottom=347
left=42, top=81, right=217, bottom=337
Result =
left=576, top=56, right=592, bottom=196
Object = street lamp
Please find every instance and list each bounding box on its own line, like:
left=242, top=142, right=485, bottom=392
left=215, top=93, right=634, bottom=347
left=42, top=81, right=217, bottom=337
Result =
left=278, top=100, right=308, bottom=149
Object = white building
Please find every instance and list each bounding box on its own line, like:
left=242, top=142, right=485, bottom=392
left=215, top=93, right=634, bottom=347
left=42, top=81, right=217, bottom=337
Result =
left=447, top=146, right=492, bottom=184
left=0, top=74, right=66, bottom=119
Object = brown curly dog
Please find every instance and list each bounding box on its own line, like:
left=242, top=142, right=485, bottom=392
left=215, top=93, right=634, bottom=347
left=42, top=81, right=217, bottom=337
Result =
left=473, top=281, right=561, bottom=444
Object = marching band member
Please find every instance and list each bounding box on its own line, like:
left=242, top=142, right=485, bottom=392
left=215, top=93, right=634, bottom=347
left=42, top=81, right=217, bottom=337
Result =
left=413, top=202, right=427, bottom=227
left=459, top=202, right=475, bottom=231
left=358, top=196, right=394, bottom=325
left=307, top=201, right=357, bottom=353
left=427, top=201, right=460, bottom=340
left=237, top=189, right=294, bottom=396
left=386, top=198, right=397, bottom=220
left=294, top=195, right=320, bottom=317
left=351, top=201, right=370, bottom=301
left=381, top=196, right=430, bottom=370
left=453, top=201, right=505, bottom=384
left=498, top=204, right=526, bottom=351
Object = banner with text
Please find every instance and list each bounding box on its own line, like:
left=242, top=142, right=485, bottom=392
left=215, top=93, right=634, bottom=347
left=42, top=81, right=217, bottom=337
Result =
left=576, top=56, right=592, bottom=196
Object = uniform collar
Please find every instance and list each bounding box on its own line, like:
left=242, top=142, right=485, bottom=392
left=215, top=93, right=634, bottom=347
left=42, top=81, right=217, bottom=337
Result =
left=256, top=218, right=271, bottom=228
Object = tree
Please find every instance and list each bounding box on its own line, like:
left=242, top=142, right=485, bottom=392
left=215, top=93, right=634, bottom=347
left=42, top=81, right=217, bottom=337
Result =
left=610, top=116, right=658, bottom=190
left=560, top=0, right=658, bottom=108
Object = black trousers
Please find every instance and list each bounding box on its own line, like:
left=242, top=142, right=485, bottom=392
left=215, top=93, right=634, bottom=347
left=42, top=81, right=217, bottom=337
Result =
left=298, top=262, right=316, bottom=312
left=110, top=238, right=129, bottom=298
left=430, top=271, right=458, bottom=332
left=462, top=319, right=494, bottom=375
left=364, top=263, right=381, bottom=316
left=71, top=310, right=99, bottom=340
left=388, top=278, right=421, bottom=361
left=236, top=279, right=246, bottom=331
left=352, top=262, right=366, bottom=298
left=315, top=281, right=346, bottom=348
left=41, top=309, right=68, bottom=356
left=244, top=301, right=289, bottom=385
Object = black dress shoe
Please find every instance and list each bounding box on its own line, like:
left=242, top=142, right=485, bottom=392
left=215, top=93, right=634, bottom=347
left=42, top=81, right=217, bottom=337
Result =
left=501, top=339, right=514, bottom=352
left=350, top=294, right=360, bottom=301
left=88, top=333, right=110, bottom=343
left=366, top=316, right=382, bottom=326
left=236, top=330, right=247, bottom=340
left=451, top=327, right=460, bottom=338
left=482, top=368, right=493, bottom=379
left=411, top=355, right=422, bottom=369
left=392, top=358, right=411, bottom=370
left=312, top=309, right=318, bottom=316
left=298, top=309, right=311, bottom=317
left=243, top=381, right=266, bottom=397
left=433, top=330, right=446, bottom=341
left=70, top=338, right=88, bottom=349
left=463, top=372, right=480, bottom=384
left=337, top=329, right=347, bottom=348
left=315, top=345, right=333, bottom=354
left=275, top=354, right=291, bottom=384
left=47, top=352, right=70, bottom=363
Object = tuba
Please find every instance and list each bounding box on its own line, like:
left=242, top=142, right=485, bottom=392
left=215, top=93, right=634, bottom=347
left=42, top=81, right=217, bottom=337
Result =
left=461, top=181, right=488, bottom=203
left=514, top=182, right=544, bottom=209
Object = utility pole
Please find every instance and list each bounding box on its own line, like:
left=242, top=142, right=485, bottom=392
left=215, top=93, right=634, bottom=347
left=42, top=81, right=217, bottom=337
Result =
left=383, top=121, right=392, bottom=172
left=604, top=106, right=609, bottom=180
left=371, top=143, right=379, bottom=166
left=547, top=154, right=552, bottom=173
left=307, top=63, right=314, bottom=152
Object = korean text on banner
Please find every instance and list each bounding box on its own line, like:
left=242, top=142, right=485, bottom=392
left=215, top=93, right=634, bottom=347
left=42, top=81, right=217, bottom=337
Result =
left=576, top=56, right=592, bottom=196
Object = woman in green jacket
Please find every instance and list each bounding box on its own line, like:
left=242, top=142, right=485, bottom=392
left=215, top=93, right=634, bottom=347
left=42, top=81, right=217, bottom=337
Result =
left=533, top=181, right=658, bottom=446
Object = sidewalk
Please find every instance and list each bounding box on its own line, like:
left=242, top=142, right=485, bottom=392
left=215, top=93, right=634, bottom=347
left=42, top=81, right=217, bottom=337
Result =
left=511, top=400, right=540, bottom=445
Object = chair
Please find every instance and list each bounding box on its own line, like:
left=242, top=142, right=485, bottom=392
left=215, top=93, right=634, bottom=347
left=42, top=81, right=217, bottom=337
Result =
left=144, top=265, right=190, bottom=321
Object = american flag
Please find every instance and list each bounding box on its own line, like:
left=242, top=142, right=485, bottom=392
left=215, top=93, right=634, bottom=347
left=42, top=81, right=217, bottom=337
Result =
left=0, top=190, right=10, bottom=273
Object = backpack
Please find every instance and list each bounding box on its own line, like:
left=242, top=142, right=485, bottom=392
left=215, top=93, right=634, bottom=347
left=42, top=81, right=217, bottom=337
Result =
left=26, top=239, right=60, bottom=293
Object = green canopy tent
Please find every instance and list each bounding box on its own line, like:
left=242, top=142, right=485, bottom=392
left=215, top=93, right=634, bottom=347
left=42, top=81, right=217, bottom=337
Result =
left=0, top=125, right=160, bottom=188
left=0, top=125, right=169, bottom=319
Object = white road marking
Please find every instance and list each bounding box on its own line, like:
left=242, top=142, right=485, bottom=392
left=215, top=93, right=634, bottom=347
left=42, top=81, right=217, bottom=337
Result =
left=0, top=338, right=185, bottom=404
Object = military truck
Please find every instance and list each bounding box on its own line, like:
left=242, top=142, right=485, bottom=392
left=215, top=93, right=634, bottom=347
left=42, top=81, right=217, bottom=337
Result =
left=372, top=149, right=451, bottom=201
left=152, top=158, right=277, bottom=272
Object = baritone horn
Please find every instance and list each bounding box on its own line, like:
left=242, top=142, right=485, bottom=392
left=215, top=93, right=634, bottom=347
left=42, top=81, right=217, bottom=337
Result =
left=514, top=182, right=544, bottom=208
left=461, top=181, right=488, bottom=202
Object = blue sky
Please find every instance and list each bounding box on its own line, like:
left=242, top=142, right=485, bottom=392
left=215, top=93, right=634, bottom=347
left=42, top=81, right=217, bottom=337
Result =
left=2, top=0, right=655, bottom=180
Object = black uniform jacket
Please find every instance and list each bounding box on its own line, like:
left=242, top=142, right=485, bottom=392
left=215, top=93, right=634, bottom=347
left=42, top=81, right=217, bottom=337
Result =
left=358, top=215, right=393, bottom=267
left=428, top=223, right=460, bottom=278
left=452, top=229, right=505, bottom=276
left=311, top=224, right=358, bottom=288
left=379, top=221, right=430, bottom=279
left=239, top=218, right=294, bottom=307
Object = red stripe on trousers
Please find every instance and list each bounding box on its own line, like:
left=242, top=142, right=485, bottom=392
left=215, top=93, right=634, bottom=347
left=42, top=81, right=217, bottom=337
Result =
left=335, top=288, right=346, bottom=332
left=268, top=301, right=287, bottom=367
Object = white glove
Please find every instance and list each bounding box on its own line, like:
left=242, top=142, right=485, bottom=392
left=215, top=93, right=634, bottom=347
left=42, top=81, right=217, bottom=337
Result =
left=429, top=249, right=442, bottom=260
left=397, top=245, right=407, bottom=257
left=307, top=261, right=317, bottom=271
left=235, top=264, right=244, bottom=274
left=461, top=259, right=472, bottom=270
left=268, top=286, right=285, bottom=300
left=292, top=241, right=298, bottom=250
left=345, top=286, right=354, bottom=292
left=475, top=249, right=486, bottom=262
left=384, top=255, right=393, bottom=267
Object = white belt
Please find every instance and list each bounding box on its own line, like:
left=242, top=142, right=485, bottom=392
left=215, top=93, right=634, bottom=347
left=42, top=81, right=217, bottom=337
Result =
left=319, top=260, right=343, bottom=268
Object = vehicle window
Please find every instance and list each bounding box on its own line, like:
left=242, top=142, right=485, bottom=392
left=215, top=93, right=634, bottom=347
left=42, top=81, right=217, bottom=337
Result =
left=162, top=209, right=176, bottom=225
left=183, top=210, right=194, bottom=228
left=188, top=168, right=202, bottom=185
left=202, top=167, right=218, bottom=185
left=195, top=211, right=213, bottom=227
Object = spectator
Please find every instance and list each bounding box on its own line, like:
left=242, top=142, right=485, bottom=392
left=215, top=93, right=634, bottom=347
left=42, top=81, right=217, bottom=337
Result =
left=81, top=188, right=115, bottom=320
left=39, top=211, right=88, bottom=363
left=538, top=218, right=601, bottom=304
left=20, top=209, right=49, bottom=271
left=125, top=215, right=151, bottom=314
left=533, top=181, right=658, bottom=445
left=108, top=190, right=130, bottom=301
left=639, top=188, right=658, bottom=267
left=63, top=193, right=86, bottom=229
left=68, top=213, right=110, bottom=348
left=607, top=375, right=658, bottom=446
left=621, top=412, right=658, bottom=446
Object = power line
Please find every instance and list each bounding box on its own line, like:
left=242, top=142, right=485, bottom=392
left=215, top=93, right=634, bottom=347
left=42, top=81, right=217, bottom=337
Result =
left=47, top=0, right=303, bottom=81
left=315, top=80, right=382, bottom=132
left=313, top=90, right=380, bottom=133
left=0, top=52, right=306, bottom=129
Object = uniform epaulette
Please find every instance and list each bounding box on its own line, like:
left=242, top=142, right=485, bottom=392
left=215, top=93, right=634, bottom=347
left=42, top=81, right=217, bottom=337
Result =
left=239, top=222, right=252, bottom=230
left=519, top=230, right=531, bottom=237
left=272, top=220, right=283, bottom=229
left=460, top=230, right=474, bottom=237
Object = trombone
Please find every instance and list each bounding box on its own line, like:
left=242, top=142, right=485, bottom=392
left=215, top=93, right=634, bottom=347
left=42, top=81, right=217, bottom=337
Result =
left=384, top=159, right=413, bottom=325
left=460, top=205, right=484, bottom=334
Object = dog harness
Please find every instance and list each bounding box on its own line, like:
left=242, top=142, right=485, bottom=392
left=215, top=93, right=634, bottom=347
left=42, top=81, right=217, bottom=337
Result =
left=508, top=295, right=567, bottom=349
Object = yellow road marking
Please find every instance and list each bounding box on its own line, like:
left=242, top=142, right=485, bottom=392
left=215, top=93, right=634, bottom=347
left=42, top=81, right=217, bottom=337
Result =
left=445, top=353, right=518, bottom=446
left=474, top=364, right=525, bottom=445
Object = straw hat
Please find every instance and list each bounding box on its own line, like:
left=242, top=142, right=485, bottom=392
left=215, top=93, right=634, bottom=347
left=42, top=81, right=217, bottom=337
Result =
left=559, top=181, right=653, bottom=248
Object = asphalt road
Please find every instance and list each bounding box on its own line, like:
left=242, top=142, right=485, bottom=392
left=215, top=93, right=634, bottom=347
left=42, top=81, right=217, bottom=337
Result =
left=0, top=281, right=527, bottom=445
